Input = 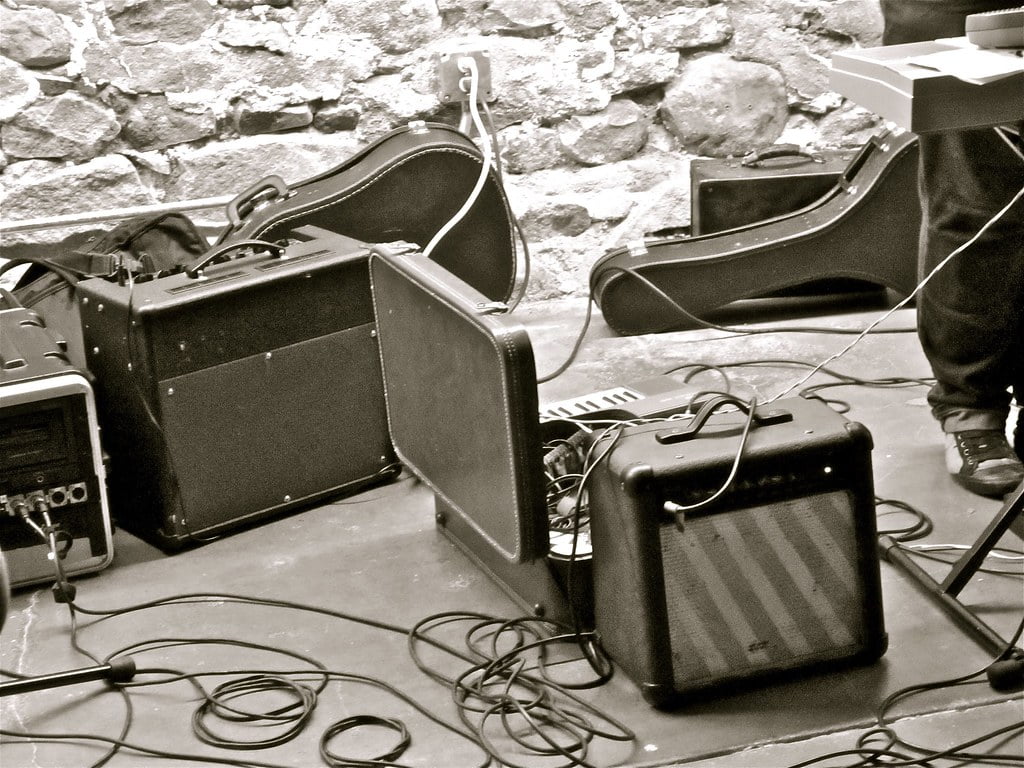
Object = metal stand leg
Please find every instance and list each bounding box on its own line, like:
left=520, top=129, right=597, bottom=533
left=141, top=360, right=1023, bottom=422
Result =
left=878, top=481, right=1024, bottom=691
left=0, top=657, right=135, bottom=697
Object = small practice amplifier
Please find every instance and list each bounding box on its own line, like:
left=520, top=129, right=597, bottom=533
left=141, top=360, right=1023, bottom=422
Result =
left=586, top=396, right=887, bottom=706
left=1, top=300, right=113, bottom=589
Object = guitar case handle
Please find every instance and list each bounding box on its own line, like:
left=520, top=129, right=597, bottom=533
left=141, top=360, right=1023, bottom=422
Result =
left=655, top=394, right=792, bottom=444
left=185, top=240, right=286, bottom=279
left=741, top=144, right=824, bottom=168
left=225, top=175, right=289, bottom=229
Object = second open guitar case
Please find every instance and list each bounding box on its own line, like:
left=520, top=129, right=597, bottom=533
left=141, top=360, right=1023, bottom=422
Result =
left=590, top=129, right=921, bottom=336
left=215, top=120, right=519, bottom=304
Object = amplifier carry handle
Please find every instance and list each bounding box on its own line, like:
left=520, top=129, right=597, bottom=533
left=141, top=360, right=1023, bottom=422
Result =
left=225, top=175, right=290, bottom=229
left=185, top=239, right=286, bottom=279
left=655, top=394, right=791, bottom=445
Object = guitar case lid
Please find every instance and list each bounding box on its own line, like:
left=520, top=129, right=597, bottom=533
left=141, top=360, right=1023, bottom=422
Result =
left=368, top=243, right=548, bottom=564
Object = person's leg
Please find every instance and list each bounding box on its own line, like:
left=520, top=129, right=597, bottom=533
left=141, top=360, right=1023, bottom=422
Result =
left=881, top=0, right=1024, bottom=496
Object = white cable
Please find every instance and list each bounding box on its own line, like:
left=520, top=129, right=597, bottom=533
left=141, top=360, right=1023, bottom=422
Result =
left=422, top=57, right=493, bottom=261
left=770, top=182, right=1024, bottom=402
left=906, top=543, right=1024, bottom=562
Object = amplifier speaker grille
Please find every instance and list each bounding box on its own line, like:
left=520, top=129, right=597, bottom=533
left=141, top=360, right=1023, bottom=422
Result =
left=660, top=491, right=868, bottom=689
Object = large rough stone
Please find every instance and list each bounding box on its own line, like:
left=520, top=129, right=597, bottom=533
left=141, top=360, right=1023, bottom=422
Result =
left=2, top=92, right=122, bottom=163
left=14, top=0, right=87, bottom=22
left=480, top=0, right=564, bottom=36
left=499, top=121, right=564, bottom=174
left=288, top=23, right=379, bottom=86
left=811, top=0, right=883, bottom=45
left=620, top=0, right=712, bottom=20
left=640, top=5, right=733, bottom=50
left=81, top=39, right=131, bottom=87
left=603, top=174, right=691, bottom=242
left=347, top=73, right=438, bottom=140
left=506, top=149, right=690, bottom=240
left=486, top=36, right=612, bottom=125
left=817, top=102, right=884, bottom=147
left=162, top=133, right=364, bottom=199
left=118, top=94, right=218, bottom=150
left=557, top=98, right=651, bottom=166
left=519, top=200, right=592, bottom=240
left=216, top=18, right=291, bottom=54
left=560, top=0, right=622, bottom=35
left=0, top=57, right=40, bottom=122
left=660, top=53, right=788, bottom=156
left=728, top=9, right=838, bottom=105
left=234, top=102, right=313, bottom=135
left=313, top=102, right=362, bottom=134
left=0, top=154, right=155, bottom=246
left=34, top=72, right=76, bottom=96
left=200, top=47, right=306, bottom=93
left=321, top=0, right=442, bottom=55
left=115, top=43, right=190, bottom=93
left=172, top=30, right=376, bottom=101
left=105, top=0, right=216, bottom=45
left=0, top=6, right=73, bottom=68
left=605, top=49, right=679, bottom=94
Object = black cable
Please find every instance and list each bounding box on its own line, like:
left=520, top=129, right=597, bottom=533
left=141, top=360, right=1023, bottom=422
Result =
left=14, top=506, right=133, bottom=768
left=319, top=715, right=411, bottom=767
left=0, top=730, right=292, bottom=768
left=408, top=611, right=634, bottom=767
left=194, top=675, right=317, bottom=750
left=537, top=295, right=594, bottom=383
left=780, top=615, right=1024, bottom=768
left=874, top=496, right=934, bottom=543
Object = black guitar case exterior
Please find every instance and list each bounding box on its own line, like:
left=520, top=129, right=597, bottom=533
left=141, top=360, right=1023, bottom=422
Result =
left=590, top=130, right=920, bottom=336
left=215, top=120, right=519, bottom=305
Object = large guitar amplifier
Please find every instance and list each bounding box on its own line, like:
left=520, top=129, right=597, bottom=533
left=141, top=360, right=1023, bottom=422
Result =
left=585, top=395, right=887, bottom=707
left=1, top=299, right=113, bottom=587
left=76, top=227, right=398, bottom=549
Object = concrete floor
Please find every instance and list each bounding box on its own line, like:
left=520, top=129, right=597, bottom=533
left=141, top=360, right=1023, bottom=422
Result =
left=2, top=295, right=1022, bottom=767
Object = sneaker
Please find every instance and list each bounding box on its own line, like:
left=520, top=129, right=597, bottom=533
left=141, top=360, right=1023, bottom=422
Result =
left=946, top=430, right=1024, bottom=497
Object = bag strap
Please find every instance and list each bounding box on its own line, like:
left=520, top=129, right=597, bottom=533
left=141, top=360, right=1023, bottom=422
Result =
left=0, top=253, right=110, bottom=289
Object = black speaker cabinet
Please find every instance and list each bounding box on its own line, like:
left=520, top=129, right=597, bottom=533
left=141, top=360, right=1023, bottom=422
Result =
left=77, top=227, right=398, bottom=549
left=586, top=396, right=887, bottom=707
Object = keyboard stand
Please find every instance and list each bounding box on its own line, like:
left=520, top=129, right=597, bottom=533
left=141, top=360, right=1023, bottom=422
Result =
left=879, top=480, right=1024, bottom=689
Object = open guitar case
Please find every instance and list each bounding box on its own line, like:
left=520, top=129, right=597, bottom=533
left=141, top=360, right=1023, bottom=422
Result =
left=215, top=120, right=519, bottom=304
left=590, top=129, right=921, bottom=336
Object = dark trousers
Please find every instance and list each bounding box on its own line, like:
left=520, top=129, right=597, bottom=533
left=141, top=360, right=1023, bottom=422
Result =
left=881, top=0, right=1024, bottom=432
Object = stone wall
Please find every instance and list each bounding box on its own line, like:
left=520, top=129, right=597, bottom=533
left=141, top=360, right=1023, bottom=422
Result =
left=0, top=0, right=886, bottom=299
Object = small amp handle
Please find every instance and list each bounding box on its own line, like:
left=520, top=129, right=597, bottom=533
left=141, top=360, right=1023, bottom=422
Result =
left=655, top=394, right=792, bottom=445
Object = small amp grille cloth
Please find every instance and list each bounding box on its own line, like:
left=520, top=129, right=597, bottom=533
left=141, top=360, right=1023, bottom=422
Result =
left=659, top=491, right=865, bottom=687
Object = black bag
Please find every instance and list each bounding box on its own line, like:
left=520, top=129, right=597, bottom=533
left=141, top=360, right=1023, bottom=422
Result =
left=2, top=212, right=209, bottom=369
